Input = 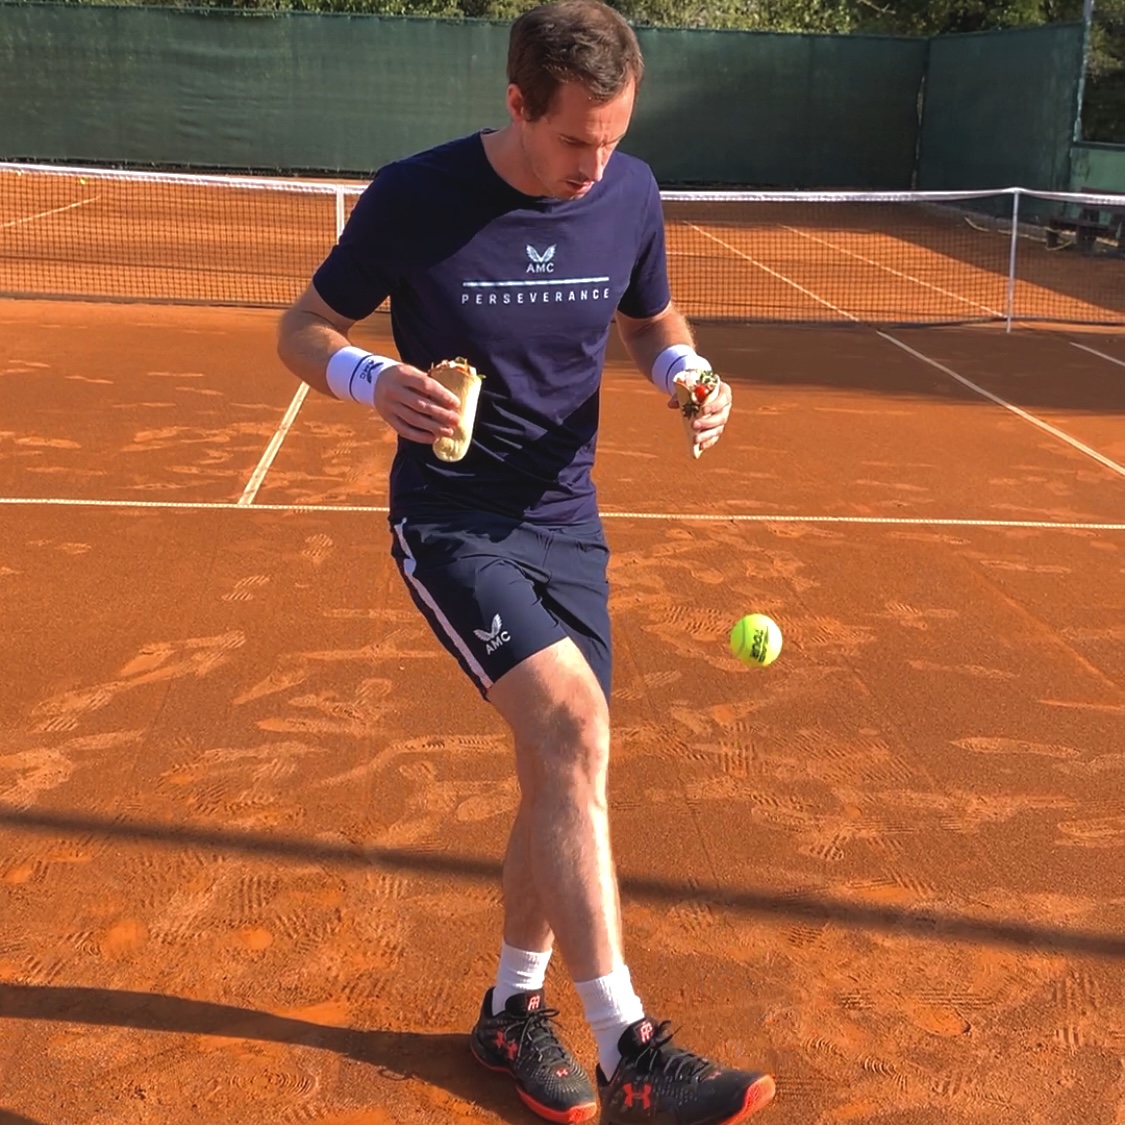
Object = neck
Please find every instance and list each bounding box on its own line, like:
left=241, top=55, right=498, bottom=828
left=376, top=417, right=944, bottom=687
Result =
left=480, top=126, right=544, bottom=197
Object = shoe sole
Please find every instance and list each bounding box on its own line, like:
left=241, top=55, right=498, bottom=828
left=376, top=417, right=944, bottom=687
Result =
left=718, top=1073, right=777, bottom=1124
left=470, top=1038, right=598, bottom=1124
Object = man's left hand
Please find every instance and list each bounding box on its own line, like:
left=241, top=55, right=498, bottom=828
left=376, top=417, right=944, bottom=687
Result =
left=668, top=376, right=731, bottom=456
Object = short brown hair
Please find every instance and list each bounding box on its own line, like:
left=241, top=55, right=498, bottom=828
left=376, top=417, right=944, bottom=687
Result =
left=508, top=0, right=645, bottom=121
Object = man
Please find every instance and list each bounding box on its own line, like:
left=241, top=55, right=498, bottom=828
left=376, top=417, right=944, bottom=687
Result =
left=277, top=2, right=776, bottom=1122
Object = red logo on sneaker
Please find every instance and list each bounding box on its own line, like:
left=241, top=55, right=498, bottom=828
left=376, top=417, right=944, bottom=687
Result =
left=622, top=1082, right=653, bottom=1110
left=527, top=994, right=541, bottom=1011
left=637, top=1021, right=653, bottom=1043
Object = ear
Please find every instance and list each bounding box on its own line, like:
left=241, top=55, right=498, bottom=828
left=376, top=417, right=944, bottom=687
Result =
left=507, top=83, right=529, bottom=123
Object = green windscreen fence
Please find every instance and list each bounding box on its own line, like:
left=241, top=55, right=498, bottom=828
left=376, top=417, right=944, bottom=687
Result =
left=620, top=28, right=927, bottom=189
left=1, top=2, right=926, bottom=187
left=0, top=4, right=510, bottom=177
left=917, top=23, right=1085, bottom=193
left=0, top=3, right=1089, bottom=190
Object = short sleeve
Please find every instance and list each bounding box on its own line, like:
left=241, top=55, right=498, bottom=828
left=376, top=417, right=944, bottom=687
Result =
left=312, top=169, right=401, bottom=321
left=616, top=170, right=671, bottom=320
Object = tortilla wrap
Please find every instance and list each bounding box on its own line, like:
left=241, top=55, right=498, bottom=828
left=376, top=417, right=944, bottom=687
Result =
left=673, top=367, right=720, bottom=459
left=429, top=358, right=483, bottom=463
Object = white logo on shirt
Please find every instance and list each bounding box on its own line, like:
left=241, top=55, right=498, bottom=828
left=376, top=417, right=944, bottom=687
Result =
left=461, top=241, right=611, bottom=308
left=526, top=244, right=556, bottom=274
left=473, top=613, right=511, bottom=654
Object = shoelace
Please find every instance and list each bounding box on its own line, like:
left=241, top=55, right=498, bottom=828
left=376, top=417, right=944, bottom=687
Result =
left=499, top=1006, right=571, bottom=1065
left=628, top=1021, right=715, bottom=1082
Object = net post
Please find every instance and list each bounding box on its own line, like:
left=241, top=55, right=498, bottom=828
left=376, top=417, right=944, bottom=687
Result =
left=1005, top=190, right=1021, bottom=333
left=335, top=188, right=345, bottom=239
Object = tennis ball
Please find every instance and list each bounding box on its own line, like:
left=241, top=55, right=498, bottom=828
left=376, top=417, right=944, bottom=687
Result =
left=729, top=613, right=782, bottom=667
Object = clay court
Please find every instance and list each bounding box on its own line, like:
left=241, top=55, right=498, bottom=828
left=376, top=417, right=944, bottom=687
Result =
left=1, top=175, right=1123, bottom=1125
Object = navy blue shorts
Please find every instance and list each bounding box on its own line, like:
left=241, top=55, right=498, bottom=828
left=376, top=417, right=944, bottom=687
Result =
left=390, top=512, right=612, bottom=701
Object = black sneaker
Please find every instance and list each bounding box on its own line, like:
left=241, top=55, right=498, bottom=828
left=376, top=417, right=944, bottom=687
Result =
left=470, top=987, right=598, bottom=1124
left=596, top=1017, right=775, bottom=1125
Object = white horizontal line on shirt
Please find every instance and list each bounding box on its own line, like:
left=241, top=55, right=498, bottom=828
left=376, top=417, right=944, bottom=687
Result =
left=462, top=276, right=611, bottom=288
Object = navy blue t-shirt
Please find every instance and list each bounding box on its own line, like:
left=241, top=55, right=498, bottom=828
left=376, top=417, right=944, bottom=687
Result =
left=312, top=132, right=671, bottom=525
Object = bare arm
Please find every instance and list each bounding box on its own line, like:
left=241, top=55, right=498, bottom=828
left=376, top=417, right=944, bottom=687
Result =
left=613, top=300, right=697, bottom=377
left=276, top=282, right=359, bottom=396
left=275, top=283, right=461, bottom=443
left=615, top=301, right=732, bottom=456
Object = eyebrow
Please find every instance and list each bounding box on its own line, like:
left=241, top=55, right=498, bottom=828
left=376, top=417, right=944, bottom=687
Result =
left=558, top=132, right=628, bottom=146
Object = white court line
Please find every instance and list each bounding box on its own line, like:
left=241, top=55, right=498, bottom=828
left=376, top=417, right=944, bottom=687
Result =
left=689, top=223, right=1124, bottom=479
left=238, top=382, right=309, bottom=506
left=879, top=332, right=1125, bottom=478
left=687, top=223, right=859, bottom=321
left=1, top=196, right=99, bottom=229
left=0, top=495, right=1120, bottom=530
left=1070, top=341, right=1124, bottom=368
left=780, top=225, right=1004, bottom=319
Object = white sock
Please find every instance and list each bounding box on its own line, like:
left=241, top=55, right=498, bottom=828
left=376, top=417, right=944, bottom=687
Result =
left=574, top=963, right=646, bottom=1079
left=492, top=942, right=553, bottom=1015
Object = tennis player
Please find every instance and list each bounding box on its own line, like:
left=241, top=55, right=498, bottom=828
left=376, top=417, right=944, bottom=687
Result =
left=277, top=2, right=775, bottom=1121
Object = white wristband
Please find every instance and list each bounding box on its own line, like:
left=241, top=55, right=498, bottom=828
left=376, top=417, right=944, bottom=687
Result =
left=651, top=344, right=710, bottom=395
left=325, top=346, right=394, bottom=407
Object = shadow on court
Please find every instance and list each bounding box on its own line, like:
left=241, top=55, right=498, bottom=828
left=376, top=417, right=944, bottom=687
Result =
left=605, top=323, right=1125, bottom=417
left=2, top=804, right=1122, bottom=960
left=0, top=983, right=517, bottom=1124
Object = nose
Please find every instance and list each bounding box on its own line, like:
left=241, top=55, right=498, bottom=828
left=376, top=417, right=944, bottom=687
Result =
left=577, top=147, right=609, bottom=183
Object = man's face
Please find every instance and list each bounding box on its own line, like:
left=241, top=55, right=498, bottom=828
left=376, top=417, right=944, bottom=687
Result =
left=510, top=79, right=636, bottom=200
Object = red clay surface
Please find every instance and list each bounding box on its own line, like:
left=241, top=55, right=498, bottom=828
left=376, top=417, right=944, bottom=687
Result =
left=1, top=299, right=1123, bottom=1125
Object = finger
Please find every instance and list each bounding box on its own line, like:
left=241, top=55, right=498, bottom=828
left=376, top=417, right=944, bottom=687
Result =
left=694, top=423, right=726, bottom=451
left=391, top=400, right=456, bottom=437
left=697, top=401, right=731, bottom=427
left=693, top=410, right=727, bottom=432
left=410, top=395, right=461, bottom=428
left=394, top=418, right=450, bottom=443
left=392, top=367, right=463, bottom=413
left=701, top=383, right=731, bottom=411
left=690, top=396, right=726, bottom=425
left=381, top=381, right=459, bottom=428
left=420, top=375, right=464, bottom=412
left=409, top=415, right=457, bottom=439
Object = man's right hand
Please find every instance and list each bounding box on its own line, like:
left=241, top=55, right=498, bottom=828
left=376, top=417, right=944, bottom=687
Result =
left=374, top=363, right=464, bottom=444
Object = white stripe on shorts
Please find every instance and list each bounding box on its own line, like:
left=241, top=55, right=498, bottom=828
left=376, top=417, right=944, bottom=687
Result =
left=393, top=519, right=494, bottom=691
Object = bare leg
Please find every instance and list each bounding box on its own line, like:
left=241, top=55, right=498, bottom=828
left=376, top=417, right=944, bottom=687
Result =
left=483, top=642, right=775, bottom=1124
left=501, top=803, right=554, bottom=952
left=488, top=638, right=621, bottom=981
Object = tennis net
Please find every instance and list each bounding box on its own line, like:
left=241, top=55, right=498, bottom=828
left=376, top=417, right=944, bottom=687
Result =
left=2, top=162, right=1122, bottom=328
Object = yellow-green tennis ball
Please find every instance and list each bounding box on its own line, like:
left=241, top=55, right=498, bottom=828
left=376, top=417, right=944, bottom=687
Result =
left=730, top=613, right=782, bottom=667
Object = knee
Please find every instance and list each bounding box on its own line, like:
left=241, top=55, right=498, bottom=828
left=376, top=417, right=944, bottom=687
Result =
left=522, top=688, right=610, bottom=791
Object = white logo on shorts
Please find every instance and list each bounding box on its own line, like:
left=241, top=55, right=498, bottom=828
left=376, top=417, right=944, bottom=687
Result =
left=474, top=613, right=511, bottom=655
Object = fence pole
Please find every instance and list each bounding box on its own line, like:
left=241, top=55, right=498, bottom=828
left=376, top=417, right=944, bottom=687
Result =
left=1073, top=0, right=1096, bottom=142
left=1005, top=190, right=1021, bottom=333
